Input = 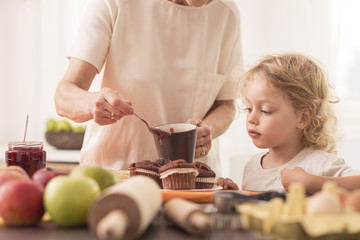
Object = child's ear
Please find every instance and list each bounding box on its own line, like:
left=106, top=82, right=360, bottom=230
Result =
left=297, top=109, right=312, bottom=129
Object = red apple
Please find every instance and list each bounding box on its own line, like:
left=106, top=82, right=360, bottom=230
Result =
left=0, top=166, right=29, bottom=178
left=0, top=172, right=30, bottom=187
left=32, top=168, right=68, bottom=188
left=0, top=180, right=44, bottom=226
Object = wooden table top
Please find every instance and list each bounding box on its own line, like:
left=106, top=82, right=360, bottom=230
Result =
left=0, top=210, right=273, bottom=240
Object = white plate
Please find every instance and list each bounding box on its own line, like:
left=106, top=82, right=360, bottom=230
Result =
left=161, top=185, right=223, bottom=192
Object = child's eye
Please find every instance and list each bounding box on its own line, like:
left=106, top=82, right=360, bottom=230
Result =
left=261, top=110, right=271, bottom=114
left=244, top=107, right=252, bottom=112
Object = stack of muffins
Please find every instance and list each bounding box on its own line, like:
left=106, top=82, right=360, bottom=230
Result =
left=128, top=159, right=216, bottom=190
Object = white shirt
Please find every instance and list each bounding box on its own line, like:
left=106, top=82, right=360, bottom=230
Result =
left=242, top=147, right=360, bottom=193
left=69, top=0, right=242, bottom=175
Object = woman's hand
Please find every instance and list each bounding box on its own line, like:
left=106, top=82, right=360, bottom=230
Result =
left=216, top=177, right=239, bottom=190
left=186, top=118, right=212, bottom=158
left=92, top=88, right=133, bottom=126
left=55, top=58, right=133, bottom=124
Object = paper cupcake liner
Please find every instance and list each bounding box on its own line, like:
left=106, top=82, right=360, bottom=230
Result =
left=132, top=168, right=159, bottom=176
left=195, top=182, right=214, bottom=189
left=160, top=168, right=198, bottom=179
left=162, top=172, right=197, bottom=190
left=195, top=177, right=215, bottom=189
left=195, top=177, right=216, bottom=183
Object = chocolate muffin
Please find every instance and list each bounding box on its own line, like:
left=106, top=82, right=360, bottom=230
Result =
left=154, top=158, right=171, bottom=167
left=128, top=160, right=161, bottom=187
left=154, top=158, right=171, bottom=188
left=159, top=159, right=199, bottom=190
left=192, top=161, right=216, bottom=189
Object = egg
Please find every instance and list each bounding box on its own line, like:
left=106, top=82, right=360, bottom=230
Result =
left=344, top=189, right=360, bottom=212
left=336, top=187, right=349, bottom=207
left=306, top=192, right=342, bottom=216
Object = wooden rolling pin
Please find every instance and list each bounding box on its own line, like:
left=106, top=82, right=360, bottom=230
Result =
left=164, top=198, right=210, bottom=235
left=87, top=176, right=162, bottom=240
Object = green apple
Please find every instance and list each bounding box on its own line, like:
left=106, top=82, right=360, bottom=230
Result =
left=73, top=125, right=87, bottom=133
left=44, top=176, right=100, bottom=227
left=46, top=119, right=57, bottom=132
left=56, top=119, right=72, bottom=132
left=69, top=165, right=119, bottom=190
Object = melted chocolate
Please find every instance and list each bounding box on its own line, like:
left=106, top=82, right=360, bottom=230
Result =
left=152, top=128, right=171, bottom=144
left=133, top=113, right=171, bottom=141
left=153, top=129, right=171, bottom=146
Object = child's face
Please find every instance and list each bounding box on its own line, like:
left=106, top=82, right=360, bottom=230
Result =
left=244, top=74, right=303, bottom=150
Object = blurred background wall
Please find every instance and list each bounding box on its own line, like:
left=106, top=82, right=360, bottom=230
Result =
left=1, top=0, right=360, bottom=185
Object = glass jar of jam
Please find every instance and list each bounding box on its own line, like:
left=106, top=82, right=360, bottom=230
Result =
left=5, top=141, right=46, bottom=177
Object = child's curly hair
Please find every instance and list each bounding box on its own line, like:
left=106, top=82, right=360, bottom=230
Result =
left=241, top=53, right=339, bottom=153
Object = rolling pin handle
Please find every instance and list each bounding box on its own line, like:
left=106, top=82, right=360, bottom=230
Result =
left=189, top=211, right=210, bottom=232
left=97, top=209, right=128, bottom=240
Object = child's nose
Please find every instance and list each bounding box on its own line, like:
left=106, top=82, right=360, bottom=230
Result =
left=247, top=111, right=258, bottom=125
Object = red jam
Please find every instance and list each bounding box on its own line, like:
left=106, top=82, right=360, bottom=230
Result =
left=5, top=142, right=46, bottom=177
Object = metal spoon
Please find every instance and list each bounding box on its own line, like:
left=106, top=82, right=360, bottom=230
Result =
left=133, top=113, right=171, bottom=139
left=23, top=114, right=29, bottom=142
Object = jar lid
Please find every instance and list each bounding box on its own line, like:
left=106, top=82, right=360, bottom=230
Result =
left=8, top=141, right=43, bottom=149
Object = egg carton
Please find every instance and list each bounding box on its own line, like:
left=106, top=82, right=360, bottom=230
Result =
left=237, top=201, right=360, bottom=240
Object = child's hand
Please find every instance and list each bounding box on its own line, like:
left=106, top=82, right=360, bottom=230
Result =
left=281, top=167, right=310, bottom=191
left=216, top=177, right=239, bottom=190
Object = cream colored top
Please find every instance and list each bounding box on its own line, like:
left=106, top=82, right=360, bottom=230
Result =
left=69, top=0, right=243, bottom=174
left=242, top=147, right=360, bottom=193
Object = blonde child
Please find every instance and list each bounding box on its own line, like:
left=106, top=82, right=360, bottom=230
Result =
left=240, top=53, right=360, bottom=193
